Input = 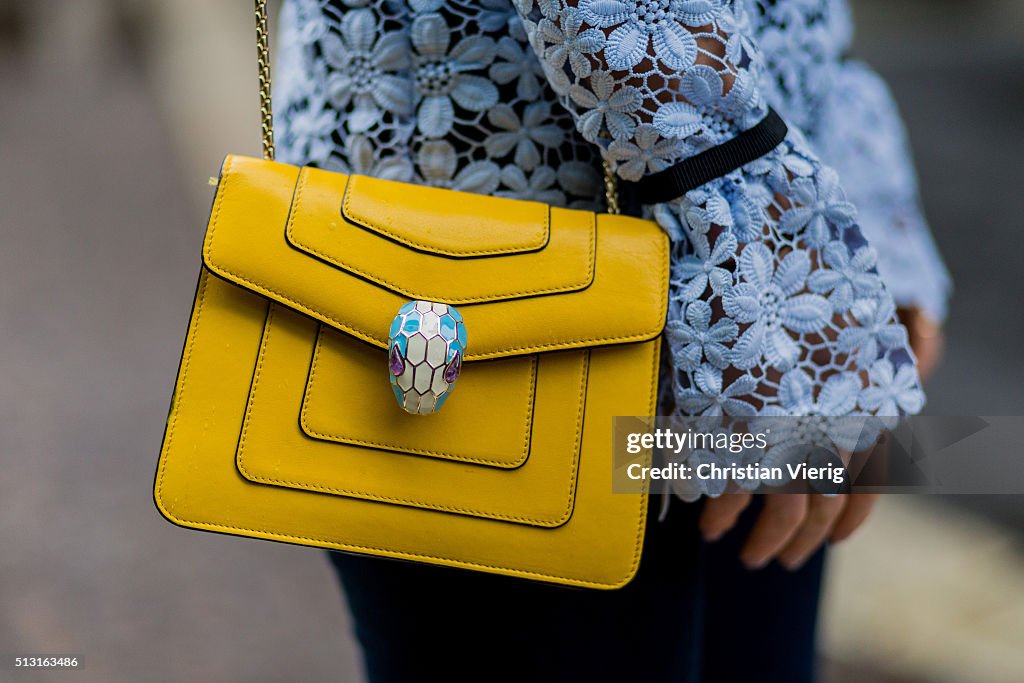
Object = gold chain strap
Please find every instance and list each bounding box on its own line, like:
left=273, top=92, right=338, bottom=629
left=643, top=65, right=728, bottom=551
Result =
left=255, top=0, right=275, bottom=160
left=602, top=159, right=620, bottom=215
left=250, top=0, right=618, bottom=211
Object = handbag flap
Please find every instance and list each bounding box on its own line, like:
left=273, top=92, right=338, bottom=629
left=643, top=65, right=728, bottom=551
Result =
left=202, top=155, right=668, bottom=361
left=286, top=168, right=596, bottom=305
left=341, top=174, right=550, bottom=257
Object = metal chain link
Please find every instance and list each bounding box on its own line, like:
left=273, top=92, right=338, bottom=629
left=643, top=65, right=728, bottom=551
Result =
left=602, top=159, right=620, bottom=215
left=251, top=0, right=621, bottom=209
left=255, top=0, right=275, bottom=160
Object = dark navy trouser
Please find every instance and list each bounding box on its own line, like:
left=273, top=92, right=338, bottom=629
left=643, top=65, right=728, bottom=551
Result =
left=329, top=496, right=825, bottom=683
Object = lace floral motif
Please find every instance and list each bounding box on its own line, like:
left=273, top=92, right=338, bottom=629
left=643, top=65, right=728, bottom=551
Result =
left=275, top=1, right=950, bottom=484
left=277, top=0, right=605, bottom=209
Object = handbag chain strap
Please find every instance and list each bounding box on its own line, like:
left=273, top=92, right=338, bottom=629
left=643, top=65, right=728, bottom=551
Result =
left=251, top=0, right=620, bottom=213
left=254, top=0, right=276, bottom=161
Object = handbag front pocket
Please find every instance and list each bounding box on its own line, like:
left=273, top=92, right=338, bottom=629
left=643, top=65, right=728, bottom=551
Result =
left=236, top=304, right=587, bottom=527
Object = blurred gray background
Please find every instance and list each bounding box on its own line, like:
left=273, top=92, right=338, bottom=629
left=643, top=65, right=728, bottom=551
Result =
left=1, top=1, right=1022, bottom=681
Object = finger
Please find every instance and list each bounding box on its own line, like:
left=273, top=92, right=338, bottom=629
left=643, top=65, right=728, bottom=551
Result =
left=901, top=307, right=944, bottom=382
left=777, top=494, right=846, bottom=571
left=915, top=329, right=944, bottom=382
left=699, top=492, right=752, bottom=542
left=830, top=494, right=879, bottom=543
left=739, top=495, right=808, bottom=570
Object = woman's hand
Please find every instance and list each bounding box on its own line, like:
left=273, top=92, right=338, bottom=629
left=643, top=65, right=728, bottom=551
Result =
left=898, top=306, right=944, bottom=382
left=699, top=306, right=941, bottom=569
left=700, top=492, right=879, bottom=570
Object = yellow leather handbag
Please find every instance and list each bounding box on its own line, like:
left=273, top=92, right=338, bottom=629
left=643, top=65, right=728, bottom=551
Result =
left=153, top=1, right=668, bottom=589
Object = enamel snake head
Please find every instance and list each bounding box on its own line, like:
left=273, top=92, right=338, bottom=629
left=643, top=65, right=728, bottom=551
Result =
left=387, top=301, right=467, bottom=414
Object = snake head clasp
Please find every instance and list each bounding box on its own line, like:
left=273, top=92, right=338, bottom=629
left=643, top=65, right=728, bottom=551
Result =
left=387, top=301, right=467, bottom=415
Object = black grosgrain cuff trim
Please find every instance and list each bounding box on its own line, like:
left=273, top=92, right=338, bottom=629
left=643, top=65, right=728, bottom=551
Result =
left=618, top=107, right=788, bottom=207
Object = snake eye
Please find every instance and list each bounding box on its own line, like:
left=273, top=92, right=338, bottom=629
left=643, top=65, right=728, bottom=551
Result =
left=388, top=344, right=405, bottom=376
left=443, top=351, right=462, bottom=383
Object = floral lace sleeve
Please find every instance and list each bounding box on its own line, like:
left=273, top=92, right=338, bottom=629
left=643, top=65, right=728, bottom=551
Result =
left=512, top=0, right=926, bottom=427
left=817, top=60, right=951, bottom=323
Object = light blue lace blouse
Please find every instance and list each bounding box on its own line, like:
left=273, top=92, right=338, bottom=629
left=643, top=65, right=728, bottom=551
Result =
left=274, top=1, right=951, bottom=458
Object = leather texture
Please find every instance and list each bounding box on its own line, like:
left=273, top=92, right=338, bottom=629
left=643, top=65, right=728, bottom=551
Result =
left=154, top=154, right=669, bottom=588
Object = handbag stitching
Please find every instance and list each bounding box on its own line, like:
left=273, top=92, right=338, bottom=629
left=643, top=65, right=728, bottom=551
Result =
left=202, top=157, right=668, bottom=360
left=235, top=303, right=583, bottom=526
left=299, top=325, right=537, bottom=467
left=155, top=266, right=649, bottom=588
left=341, top=174, right=548, bottom=257
left=287, top=170, right=596, bottom=304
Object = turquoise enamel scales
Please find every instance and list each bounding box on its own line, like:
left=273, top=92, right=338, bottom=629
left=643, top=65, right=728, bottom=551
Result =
left=387, top=301, right=467, bottom=415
